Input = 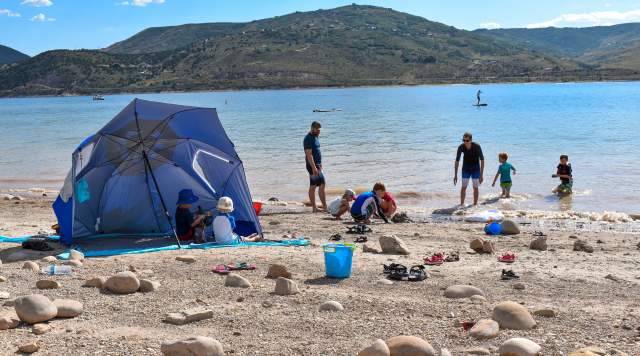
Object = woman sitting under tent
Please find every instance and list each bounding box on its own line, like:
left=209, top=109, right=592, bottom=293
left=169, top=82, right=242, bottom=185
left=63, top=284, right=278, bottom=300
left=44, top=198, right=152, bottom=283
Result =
left=213, top=197, right=262, bottom=244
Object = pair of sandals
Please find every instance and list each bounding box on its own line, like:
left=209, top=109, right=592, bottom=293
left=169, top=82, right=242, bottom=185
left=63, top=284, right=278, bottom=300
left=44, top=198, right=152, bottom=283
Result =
left=383, top=263, right=427, bottom=282
left=501, top=269, right=520, bottom=280
left=346, top=225, right=372, bottom=235
left=329, top=234, right=367, bottom=243
left=423, top=252, right=460, bottom=266
left=212, top=262, right=256, bottom=274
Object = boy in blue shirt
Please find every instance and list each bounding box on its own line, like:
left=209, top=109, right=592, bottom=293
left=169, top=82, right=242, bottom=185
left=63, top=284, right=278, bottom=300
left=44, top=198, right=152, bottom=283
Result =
left=491, top=152, right=516, bottom=198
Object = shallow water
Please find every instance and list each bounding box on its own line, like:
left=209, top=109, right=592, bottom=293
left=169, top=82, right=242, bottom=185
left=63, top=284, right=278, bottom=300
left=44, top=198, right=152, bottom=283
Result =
left=1, top=82, right=639, bottom=216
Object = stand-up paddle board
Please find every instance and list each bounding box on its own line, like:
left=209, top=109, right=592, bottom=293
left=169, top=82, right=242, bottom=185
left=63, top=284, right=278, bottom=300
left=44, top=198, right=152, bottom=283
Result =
left=473, top=103, right=488, bottom=107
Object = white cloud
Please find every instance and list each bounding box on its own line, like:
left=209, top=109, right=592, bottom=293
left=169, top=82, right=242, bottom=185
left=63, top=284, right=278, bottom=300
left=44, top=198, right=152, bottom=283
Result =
left=526, top=9, right=640, bottom=28
left=117, top=0, right=165, bottom=6
left=480, top=22, right=502, bottom=30
left=21, top=0, right=53, bottom=7
left=30, top=13, right=55, bottom=22
left=0, top=8, right=21, bottom=17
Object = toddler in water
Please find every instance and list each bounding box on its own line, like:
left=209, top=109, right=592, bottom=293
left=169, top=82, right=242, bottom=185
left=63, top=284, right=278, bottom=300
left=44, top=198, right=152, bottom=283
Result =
left=552, top=154, right=573, bottom=195
left=491, top=152, right=516, bottom=198
left=327, top=189, right=356, bottom=220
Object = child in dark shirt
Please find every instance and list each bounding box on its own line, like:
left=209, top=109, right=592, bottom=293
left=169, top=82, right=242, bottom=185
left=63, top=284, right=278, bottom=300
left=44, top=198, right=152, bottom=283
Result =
left=552, top=154, right=573, bottom=195
left=175, top=189, right=210, bottom=243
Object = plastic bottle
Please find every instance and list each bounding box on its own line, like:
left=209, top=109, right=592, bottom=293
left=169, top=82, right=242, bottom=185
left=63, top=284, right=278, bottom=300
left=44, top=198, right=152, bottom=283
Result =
left=41, top=265, right=73, bottom=276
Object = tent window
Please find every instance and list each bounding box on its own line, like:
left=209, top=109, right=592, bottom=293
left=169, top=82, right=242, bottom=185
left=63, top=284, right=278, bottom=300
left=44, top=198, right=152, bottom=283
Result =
left=74, top=142, right=95, bottom=177
left=192, top=149, right=230, bottom=194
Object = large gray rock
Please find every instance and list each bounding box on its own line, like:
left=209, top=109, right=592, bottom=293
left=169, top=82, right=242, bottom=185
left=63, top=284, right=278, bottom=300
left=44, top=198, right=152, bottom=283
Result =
left=444, top=285, right=484, bottom=299
left=224, top=273, right=252, bottom=288
left=104, top=271, right=140, bottom=294
left=274, top=277, right=299, bottom=295
left=357, top=339, right=390, bottom=356
left=164, top=308, right=214, bottom=325
left=529, top=236, right=547, bottom=251
left=14, top=295, right=58, bottom=324
left=501, top=220, right=521, bottom=235
left=386, top=336, right=436, bottom=356
left=53, top=299, right=83, bottom=318
left=379, top=235, right=410, bottom=255
left=469, top=319, right=499, bottom=339
left=161, top=336, right=224, bottom=356
left=498, top=337, right=542, bottom=356
left=492, top=301, right=536, bottom=330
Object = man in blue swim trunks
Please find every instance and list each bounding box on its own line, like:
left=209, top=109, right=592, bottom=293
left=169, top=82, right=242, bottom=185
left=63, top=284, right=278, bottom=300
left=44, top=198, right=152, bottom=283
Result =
left=303, top=121, right=327, bottom=212
left=454, top=132, right=485, bottom=206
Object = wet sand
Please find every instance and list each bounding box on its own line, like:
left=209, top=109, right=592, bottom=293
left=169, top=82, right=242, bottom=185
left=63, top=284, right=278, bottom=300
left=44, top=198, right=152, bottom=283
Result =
left=1, top=197, right=640, bottom=355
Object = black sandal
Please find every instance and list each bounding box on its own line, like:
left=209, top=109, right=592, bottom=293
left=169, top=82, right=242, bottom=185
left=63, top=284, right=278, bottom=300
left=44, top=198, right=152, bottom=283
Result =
left=347, top=224, right=373, bottom=235
left=354, top=236, right=368, bottom=243
left=383, top=263, right=402, bottom=274
left=408, top=265, right=427, bottom=282
left=329, top=234, right=342, bottom=241
left=387, top=264, right=408, bottom=281
left=501, top=269, right=520, bottom=280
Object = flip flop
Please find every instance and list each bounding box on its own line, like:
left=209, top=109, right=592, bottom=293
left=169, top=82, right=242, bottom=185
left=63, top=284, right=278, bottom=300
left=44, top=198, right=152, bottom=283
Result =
left=498, top=253, right=517, bottom=263
left=383, top=263, right=403, bottom=275
left=229, top=262, right=256, bottom=271
left=424, top=253, right=444, bottom=266
left=407, top=265, right=427, bottom=282
left=444, top=251, right=460, bottom=262
left=387, top=264, right=408, bottom=281
left=346, top=225, right=373, bottom=234
left=354, top=236, right=368, bottom=243
left=501, top=269, right=520, bottom=280
left=212, top=264, right=231, bottom=274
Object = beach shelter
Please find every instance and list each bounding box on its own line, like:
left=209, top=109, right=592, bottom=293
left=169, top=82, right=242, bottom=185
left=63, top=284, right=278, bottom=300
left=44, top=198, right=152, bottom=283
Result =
left=53, top=98, right=261, bottom=246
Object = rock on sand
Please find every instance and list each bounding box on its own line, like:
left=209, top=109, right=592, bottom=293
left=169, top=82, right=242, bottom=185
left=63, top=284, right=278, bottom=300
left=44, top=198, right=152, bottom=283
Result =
left=363, top=243, right=381, bottom=254
left=14, top=295, right=58, bottom=324
left=385, top=336, right=436, bottom=356
left=444, top=285, right=484, bottom=299
left=224, top=273, right=252, bottom=288
left=22, top=261, right=40, bottom=272
left=470, top=238, right=494, bottom=254
left=501, top=220, right=521, bottom=235
left=469, top=319, right=499, bottom=340
left=164, top=308, right=214, bottom=325
left=357, top=339, right=390, bottom=356
left=492, top=301, right=536, bottom=330
left=53, top=299, right=83, bottom=318
left=274, top=277, right=299, bottom=295
left=529, top=236, right=548, bottom=251
left=41, top=256, right=57, bottom=263
left=32, top=323, right=51, bottom=335
left=139, top=279, right=161, bottom=293
left=379, top=235, right=410, bottom=255
left=161, top=336, right=224, bottom=356
left=18, top=341, right=40, bottom=354
left=0, top=312, right=20, bottom=330
left=319, top=301, right=344, bottom=312
left=63, top=260, right=83, bottom=267
left=104, top=271, right=140, bottom=294
left=83, top=277, right=107, bottom=288
left=36, top=280, right=61, bottom=290
left=266, top=264, right=292, bottom=279
left=498, top=337, right=542, bottom=356
left=175, top=255, right=196, bottom=263
left=573, top=239, right=594, bottom=253
left=568, top=346, right=612, bottom=356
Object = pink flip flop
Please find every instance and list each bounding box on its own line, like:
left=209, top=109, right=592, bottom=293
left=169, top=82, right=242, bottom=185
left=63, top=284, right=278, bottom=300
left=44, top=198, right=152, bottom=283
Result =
left=212, top=264, right=231, bottom=274
left=498, top=253, right=517, bottom=263
left=424, top=253, right=444, bottom=266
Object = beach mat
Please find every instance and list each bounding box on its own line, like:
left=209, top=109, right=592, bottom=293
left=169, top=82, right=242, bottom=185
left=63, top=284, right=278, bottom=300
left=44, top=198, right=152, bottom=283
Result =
left=55, top=235, right=310, bottom=259
left=0, top=235, right=60, bottom=243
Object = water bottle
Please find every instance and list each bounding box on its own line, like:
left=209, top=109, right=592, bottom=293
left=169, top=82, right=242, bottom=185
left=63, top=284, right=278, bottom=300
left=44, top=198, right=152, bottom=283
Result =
left=41, top=265, right=73, bottom=276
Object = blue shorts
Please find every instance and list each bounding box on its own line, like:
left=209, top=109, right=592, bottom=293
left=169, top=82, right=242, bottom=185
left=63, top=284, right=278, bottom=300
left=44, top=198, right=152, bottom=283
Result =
left=461, top=170, right=480, bottom=179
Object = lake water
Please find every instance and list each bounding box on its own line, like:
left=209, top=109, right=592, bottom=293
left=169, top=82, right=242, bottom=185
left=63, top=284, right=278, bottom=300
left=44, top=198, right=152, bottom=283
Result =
left=1, top=82, right=639, bottom=220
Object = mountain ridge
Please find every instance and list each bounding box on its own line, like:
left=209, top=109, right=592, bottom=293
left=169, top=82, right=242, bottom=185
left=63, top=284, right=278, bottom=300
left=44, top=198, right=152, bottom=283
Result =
left=0, top=45, right=30, bottom=65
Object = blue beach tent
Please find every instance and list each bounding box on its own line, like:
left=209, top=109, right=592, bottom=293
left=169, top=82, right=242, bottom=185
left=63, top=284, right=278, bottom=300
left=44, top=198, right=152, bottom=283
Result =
left=53, top=99, right=261, bottom=246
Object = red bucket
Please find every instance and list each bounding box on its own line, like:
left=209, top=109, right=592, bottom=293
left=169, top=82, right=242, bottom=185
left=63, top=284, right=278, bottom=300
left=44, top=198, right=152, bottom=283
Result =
left=252, top=201, right=263, bottom=215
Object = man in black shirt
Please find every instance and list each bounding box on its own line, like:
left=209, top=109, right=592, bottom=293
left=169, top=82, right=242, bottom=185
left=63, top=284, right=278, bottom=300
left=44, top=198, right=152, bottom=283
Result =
left=454, top=132, right=485, bottom=206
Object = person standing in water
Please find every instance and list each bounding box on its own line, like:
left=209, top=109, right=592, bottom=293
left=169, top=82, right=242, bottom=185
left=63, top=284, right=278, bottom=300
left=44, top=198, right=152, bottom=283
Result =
left=303, top=121, right=327, bottom=212
left=454, top=132, right=485, bottom=206
left=476, top=90, right=482, bottom=105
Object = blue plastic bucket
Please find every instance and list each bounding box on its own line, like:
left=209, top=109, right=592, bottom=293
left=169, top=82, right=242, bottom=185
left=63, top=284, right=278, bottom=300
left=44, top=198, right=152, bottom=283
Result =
left=323, top=243, right=356, bottom=278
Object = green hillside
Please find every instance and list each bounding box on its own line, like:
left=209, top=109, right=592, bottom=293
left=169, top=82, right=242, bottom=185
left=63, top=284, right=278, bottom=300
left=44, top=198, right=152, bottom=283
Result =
left=0, top=45, right=30, bottom=64
left=1, top=5, right=637, bottom=97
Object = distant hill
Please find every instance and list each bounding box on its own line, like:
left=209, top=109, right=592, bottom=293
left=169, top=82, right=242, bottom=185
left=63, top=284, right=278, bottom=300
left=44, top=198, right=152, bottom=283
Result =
left=1, top=5, right=638, bottom=97
left=475, top=23, right=640, bottom=69
left=0, top=45, right=29, bottom=64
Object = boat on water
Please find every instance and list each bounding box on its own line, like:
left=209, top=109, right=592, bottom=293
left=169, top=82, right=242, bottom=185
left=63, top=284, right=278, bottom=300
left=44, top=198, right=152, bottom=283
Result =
left=92, top=95, right=105, bottom=101
left=313, top=108, right=342, bottom=113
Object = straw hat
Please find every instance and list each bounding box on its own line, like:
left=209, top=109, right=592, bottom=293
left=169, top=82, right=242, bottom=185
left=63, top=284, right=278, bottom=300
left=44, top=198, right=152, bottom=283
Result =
left=217, top=197, right=234, bottom=213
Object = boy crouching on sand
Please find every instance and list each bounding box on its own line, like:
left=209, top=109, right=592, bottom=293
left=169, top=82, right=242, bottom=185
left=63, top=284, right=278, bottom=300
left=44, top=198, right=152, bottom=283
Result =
left=327, top=189, right=356, bottom=220
left=491, top=152, right=516, bottom=198
left=350, top=182, right=389, bottom=224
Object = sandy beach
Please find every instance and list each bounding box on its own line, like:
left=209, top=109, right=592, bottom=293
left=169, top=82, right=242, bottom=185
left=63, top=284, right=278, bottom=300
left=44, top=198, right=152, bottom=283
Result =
left=1, top=196, right=639, bottom=355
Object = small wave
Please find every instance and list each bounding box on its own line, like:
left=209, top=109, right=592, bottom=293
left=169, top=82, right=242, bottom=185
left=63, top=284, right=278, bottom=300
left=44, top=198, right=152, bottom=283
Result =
left=503, top=209, right=634, bottom=223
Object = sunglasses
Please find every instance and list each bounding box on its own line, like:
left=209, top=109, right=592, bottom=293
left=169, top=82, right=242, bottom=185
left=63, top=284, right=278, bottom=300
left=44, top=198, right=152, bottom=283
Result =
left=463, top=139, right=470, bottom=142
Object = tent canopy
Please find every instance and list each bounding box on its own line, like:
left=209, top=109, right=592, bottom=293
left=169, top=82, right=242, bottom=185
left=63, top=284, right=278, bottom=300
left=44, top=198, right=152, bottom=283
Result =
left=54, top=98, right=261, bottom=245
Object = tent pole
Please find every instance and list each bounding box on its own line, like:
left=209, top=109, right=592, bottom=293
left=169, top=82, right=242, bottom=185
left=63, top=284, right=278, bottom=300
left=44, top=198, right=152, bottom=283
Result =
left=134, top=107, right=182, bottom=248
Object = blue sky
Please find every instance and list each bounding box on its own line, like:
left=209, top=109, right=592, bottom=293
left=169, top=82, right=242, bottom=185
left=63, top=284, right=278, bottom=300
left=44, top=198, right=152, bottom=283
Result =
left=2, top=0, right=640, bottom=56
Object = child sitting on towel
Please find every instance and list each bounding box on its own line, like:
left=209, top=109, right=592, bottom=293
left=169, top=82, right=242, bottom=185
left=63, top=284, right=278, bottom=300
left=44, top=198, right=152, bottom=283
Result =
left=213, top=196, right=262, bottom=244
left=175, top=189, right=210, bottom=244
left=350, top=182, right=389, bottom=224
left=327, top=189, right=356, bottom=220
